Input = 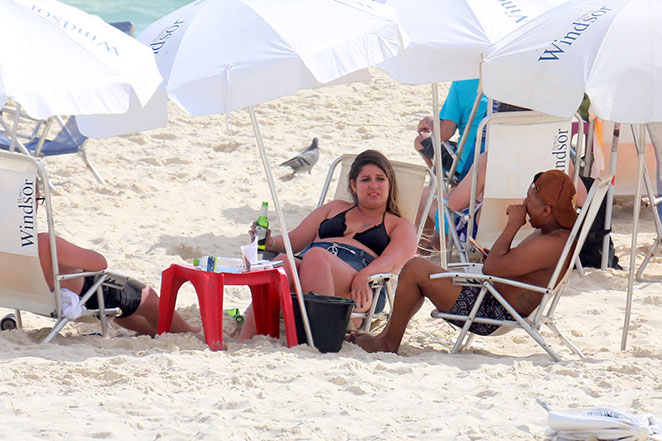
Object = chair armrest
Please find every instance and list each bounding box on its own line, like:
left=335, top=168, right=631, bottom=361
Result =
left=57, top=270, right=106, bottom=281
left=367, top=273, right=397, bottom=282
left=447, top=262, right=483, bottom=273
left=367, top=273, right=397, bottom=288
left=430, top=271, right=551, bottom=295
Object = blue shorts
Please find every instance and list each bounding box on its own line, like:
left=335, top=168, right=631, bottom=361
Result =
left=298, top=241, right=386, bottom=313
left=446, top=285, right=514, bottom=335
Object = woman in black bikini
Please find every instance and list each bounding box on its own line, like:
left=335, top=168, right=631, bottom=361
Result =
left=241, top=150, right=417, bottom=339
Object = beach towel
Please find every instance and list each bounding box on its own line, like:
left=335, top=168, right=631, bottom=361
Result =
left=51, top=288, right=86, bottom=320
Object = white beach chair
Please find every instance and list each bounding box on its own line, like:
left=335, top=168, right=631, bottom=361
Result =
left=317, top=154, right=432, bottom=332
left=0, top=150, right=121, bottom=342
left=430, top=172, right=613, bottom=361
left=470, top=111, right=577, bottom=254
left=592, top=120, right=657, bottom=196
left=636, top=122, right=662, bottom=281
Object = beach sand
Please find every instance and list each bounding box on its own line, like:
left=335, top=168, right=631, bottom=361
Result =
left=1, top=69, right=660, bottom=440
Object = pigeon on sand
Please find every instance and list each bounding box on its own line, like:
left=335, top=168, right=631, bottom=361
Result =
left=280, top=138, right=319, bottom=180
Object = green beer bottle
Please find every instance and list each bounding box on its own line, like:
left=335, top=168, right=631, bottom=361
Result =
left=255, top=201, right=269, bottom=252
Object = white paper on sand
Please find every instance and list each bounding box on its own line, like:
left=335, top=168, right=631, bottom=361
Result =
left=546, top=407, right=662, bottom=441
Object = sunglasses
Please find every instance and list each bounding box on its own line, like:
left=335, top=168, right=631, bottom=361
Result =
left=530, top=172, right=544, bottom=192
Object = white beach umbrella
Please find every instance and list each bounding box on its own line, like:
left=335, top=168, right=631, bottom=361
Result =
left=378, top=0, right=567, bottom=84
left=482, top=0, right=662, bottom=123
left=80, top=0, right=407, bottom=347
left=0, top=0, right=161, bottom=120
left=373, top=0, right=566, bottom=266
left=78, top=0, right=404, bottom=137
left=481, top=0, right=662, bottom=351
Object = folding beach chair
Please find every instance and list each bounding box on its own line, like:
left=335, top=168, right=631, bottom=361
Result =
left=430, top=172, right=613, bottom=361
left=592, top=120, right=657, bottom=196
left=0, top=104, right=105, bottom=185
left=636, top=123, right=662, bottom=281
left=317, top=154, right=432, bottom=332
left=0, top=150, right=122, bottom=342
left=468, top=111, right=578, bottom=256
left=109, top=21, right=135, bottom=36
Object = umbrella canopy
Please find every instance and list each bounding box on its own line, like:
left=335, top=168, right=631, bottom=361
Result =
left=377, top=0, right=567, bottom=84
left=0, top=0, right=162, bottom=120
left=482, top=0, right=662, bottom=123
left=146, top=0, right=404, bottom=115
left=78, top=0, right=405, bottom=137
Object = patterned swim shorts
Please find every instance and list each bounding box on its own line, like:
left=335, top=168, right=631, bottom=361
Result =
left=446, top=285, right=515, bottom=336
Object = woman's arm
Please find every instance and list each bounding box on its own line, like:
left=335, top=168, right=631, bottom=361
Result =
left=264, top=201, right=345, bottom=254
left=361, top=217, right=417, bottom=276
left=349, top=217, right=417, bottom=307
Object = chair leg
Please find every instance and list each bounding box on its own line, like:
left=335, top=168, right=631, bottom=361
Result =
left=79, top=145, right=106, bottom=185
left=96, top=284, right=110, bottom=339
left=546, top=321, right=584, bottom=358
left=42, top=317, right=71, bottom=343
left=485, top=285, right=562, bottom=362
left=451, top=287, right=487, bottom=354
left=636, top=238, right=660, bottom=281
left=460, top=333, right=476, bottom=352
left=575, top=257, right=585, bottom=278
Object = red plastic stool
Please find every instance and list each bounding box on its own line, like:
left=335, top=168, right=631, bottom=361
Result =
left=158, top=264, right=298, bottom=351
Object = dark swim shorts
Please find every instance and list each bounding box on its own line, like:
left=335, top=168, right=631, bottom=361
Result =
left=446, top=285, right=515, bottom=336
left=81, top=276, right=143, bottom=318
left=297, top=241, right=386, bottom=313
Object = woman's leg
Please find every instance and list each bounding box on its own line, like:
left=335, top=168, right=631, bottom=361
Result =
left=297, top=247, right=366, bottom=306
left=115, top=286, right=200, bottom=337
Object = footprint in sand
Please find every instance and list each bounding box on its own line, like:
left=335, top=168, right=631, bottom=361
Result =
left=151, top=132, right=177, bottom=141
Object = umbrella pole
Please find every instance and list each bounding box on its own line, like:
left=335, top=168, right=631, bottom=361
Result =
left=621, top=124, right=646, bottom=351
left=431, top=83, right=447, bottom=268
left=601, top=123, right=620, bottom=270
left=249, top=107, right=315, bottom=348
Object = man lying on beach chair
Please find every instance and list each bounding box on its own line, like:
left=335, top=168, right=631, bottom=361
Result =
left=349, top=169, right=588, bottom=358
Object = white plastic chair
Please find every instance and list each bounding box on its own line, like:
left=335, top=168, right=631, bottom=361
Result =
left=430, top=172, right=613, bottom=361
left=317, top=154, right=432, bottom=332
left=0, top=150, right=122, bottom=342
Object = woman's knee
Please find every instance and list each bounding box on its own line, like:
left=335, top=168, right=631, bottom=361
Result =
left=300, top=247, right=333, bottom=270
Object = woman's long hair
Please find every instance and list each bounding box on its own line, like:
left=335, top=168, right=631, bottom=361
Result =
left=348, top=149, right=401, bottom=217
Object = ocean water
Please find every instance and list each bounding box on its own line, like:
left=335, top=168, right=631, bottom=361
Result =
left=61, top=0, right=191, bottom=35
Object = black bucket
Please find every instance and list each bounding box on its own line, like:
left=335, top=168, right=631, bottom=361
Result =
left=290, top=292, right=355, bottom=353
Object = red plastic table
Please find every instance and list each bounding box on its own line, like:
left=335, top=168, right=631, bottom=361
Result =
left=158, top=264, right=298, bottom=351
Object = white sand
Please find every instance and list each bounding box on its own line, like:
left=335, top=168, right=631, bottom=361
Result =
left=1, top=69, right=661, bottom=440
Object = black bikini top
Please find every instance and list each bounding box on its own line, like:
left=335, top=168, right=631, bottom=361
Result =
left=317, top=205, right=391, bottom=255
